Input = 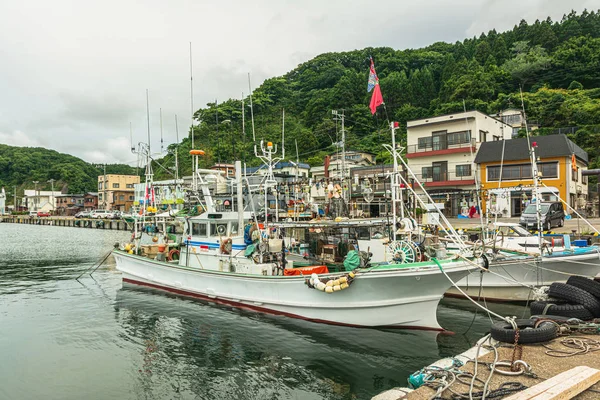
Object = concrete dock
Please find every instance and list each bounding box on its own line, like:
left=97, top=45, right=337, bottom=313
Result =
left=0, top=215, right=132, bottom=231
left=375, top=332, right=600, bottom=399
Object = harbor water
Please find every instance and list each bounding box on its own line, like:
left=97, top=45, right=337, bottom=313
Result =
left=0, top=223, right=529, bottom=400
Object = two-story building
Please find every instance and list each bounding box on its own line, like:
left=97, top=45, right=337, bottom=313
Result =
left=406, top=111, right=512, bottom=216
left=97, top=174, right=140, bottom=210
left=55, top=194, right=85, bottom=216
left=21, top=190, right=62, bottom=212
left=475, top=134, right=588, bottom=217
left=84, top=192, right=98, bottom=211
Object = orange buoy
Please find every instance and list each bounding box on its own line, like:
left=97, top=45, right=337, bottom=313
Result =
left=189, top=149, right=205, bottom=156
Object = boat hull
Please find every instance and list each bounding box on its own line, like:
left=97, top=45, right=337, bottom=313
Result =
left=446, top=250, right=600, bottom=301
left=113, top=251, right=473, bottom=330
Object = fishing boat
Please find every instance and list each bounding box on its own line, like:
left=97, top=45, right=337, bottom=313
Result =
left=113, top=136, right=478, bottom=330
left=445, top=135, right=600, bottom=301
left=445, top=222, right=600, bottom=301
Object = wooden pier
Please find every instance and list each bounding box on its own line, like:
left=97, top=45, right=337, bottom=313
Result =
left=0, top=216, right=132, bottom=231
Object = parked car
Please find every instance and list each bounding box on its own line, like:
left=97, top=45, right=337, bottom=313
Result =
left=519, top=201, right=565, bottom=231
left=28, top=210, right=38, bottom=218
left=37, top=211, right=51, bottom=217
left=74, top=210, right=91, bottom=219
left=90, top=210, right=113, bottom=219
left=110, top=210, right=123, bottom=219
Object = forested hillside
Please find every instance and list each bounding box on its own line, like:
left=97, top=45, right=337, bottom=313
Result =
left=156, top=10, right=600, bottom=181
left=2, top=11, right=599, bottom=193
left=0, top=144, right=140, bottom=196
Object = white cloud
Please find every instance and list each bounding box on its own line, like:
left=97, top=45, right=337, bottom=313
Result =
left=0, top=130, right=42, bottom=147
left=0, top=0, right=598, bottom=165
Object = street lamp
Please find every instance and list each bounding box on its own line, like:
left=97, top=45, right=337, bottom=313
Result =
left=32, top=181, right=39, bottom=211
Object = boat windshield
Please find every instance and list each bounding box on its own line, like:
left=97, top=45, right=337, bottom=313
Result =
left=523, top=204, right=550, bottom=215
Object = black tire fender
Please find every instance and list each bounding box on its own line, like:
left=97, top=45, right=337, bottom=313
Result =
left=566, top=276, right=600, bottom=300
left=548, top=282, right=600, bottom=317
left=530, top=300, right=594, bottom=321
left=490, top=318, right=557, bottom=344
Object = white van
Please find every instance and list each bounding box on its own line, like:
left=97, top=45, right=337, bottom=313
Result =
left=90, top=210, right=113, bottom=219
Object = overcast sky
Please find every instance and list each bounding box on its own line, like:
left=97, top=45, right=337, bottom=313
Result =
left=1, top=0, right=598, bottom=165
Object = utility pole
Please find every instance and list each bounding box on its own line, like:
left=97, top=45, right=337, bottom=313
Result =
left=13, top=185, right=17, bottom=211
left=32, top=181, right=39, bottom=211
left=47, top=179, right=55, bottom=213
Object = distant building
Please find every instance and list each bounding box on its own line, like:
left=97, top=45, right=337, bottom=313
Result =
left=133, top=179, right=186, bottom=211
left=244, top=161, right=310, bottom=178
left=97, top=174, right=140, bottom=210
left=494, top=108, right=539, bottom=137
left=21, top=190, right=62, bottom=212
left=476, top=134, right=588, bottom=217
left=210, top=163, right=236, bottom=178
left=348, top=165, right=395, bottom=218
left=55, top=194, right=85, bottom=216
left=84, top=192, right=98, bottom=211
left=406, top=110, right=512, bottom=216
left=311, top=150, right=375, bottom=181
left=0, top=187, right=5, bottom=215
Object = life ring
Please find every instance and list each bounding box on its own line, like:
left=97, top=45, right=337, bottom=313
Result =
left=167, top=249, right=180, bottom=261
left=220, top=238, right=233, bottom=255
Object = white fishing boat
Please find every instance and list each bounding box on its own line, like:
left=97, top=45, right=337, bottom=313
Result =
left=446, top=222, right=600, bottom=301
left=113, top=136, right=478, bottom=330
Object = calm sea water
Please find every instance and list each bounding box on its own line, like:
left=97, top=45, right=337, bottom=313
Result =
left=0, top=223, right=529, bottom=400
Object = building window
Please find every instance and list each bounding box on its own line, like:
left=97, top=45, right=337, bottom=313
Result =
left=98, top=194, right=103, bottom=200
left=539, top=162, right=558, bottom=178
left=119, top=195, right=125, bottom=201
left=447, top=130, right=471, bottom=146
left=583, top=174, right=587, bottom=185
left=129, top=195, right=134, bottom=201
left=126, top=184, right=134, bottom=189
left=422, top=167, right=432, bottom=179
left=418, top=137, right=432, bottom=149
left=487, top=164, right=535, bottom=181
left=572, top=167, right=579, bottom=182
left=98, top=183, right=102, bottom=190
left=112, top=183, right=120, bottom=188
left=456, top=164, right=472, bottom=177
left=479, top=130, right=486, bottom=143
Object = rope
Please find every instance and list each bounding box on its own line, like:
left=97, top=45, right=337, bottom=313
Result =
left=432, top=258, right=511, bottom=323
left=544, top=337, right=600, bottom=357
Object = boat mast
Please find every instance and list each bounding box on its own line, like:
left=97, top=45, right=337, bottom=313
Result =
left=174, top=114, right=180, bottom=181
left=189, top=42, right=195, bottom=150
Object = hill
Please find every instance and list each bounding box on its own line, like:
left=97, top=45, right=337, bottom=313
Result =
left=0, top=144, right=140, bottom=197
left=153, top=9, right=600, bottom=181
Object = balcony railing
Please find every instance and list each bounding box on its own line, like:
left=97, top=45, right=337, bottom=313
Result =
left=418, top=170, right=475, bottom=184
left=407, top=139, right=476, bottom=154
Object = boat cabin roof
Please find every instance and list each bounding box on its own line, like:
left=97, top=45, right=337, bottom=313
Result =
left=271, top=217, right=390, bottom=229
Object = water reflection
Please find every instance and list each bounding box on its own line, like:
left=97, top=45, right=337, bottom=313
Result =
left=0, top=224, right=524, bottom=400
left=115, top=285, right=443, bottom=399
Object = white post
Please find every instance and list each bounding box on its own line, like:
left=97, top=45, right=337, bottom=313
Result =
left=235, top=160, right=244, bottom=233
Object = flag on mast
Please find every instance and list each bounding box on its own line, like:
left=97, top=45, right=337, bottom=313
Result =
left=368, top=57, right=384, bottom=114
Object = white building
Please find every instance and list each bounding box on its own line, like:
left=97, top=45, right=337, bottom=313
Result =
left=21, top=190, right=62, bottom=212
left=406, top=110, right=512, bottom=216
left=0, top=187, right=6, bottom=215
